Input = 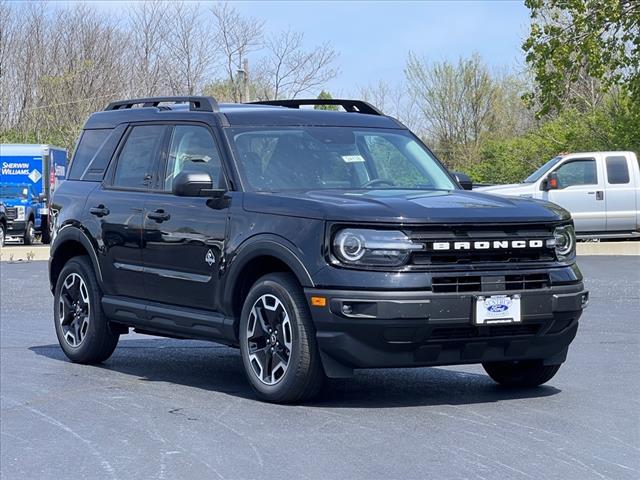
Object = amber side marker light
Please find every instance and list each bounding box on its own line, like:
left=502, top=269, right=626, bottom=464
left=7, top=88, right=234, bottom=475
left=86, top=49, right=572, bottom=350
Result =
left=311, top=296, right=327, bottom=307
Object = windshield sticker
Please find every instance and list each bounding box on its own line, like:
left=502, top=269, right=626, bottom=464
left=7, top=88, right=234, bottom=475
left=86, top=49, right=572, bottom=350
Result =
left=342, top=155, right=365, bottom=163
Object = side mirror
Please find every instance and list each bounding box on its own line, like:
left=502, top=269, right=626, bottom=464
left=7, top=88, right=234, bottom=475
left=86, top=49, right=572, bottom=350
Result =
left=172, top=171, right=225, bottom=198
left=452, top=171, right=473, bottom=190
left=542, top=172, right=559, bottom=191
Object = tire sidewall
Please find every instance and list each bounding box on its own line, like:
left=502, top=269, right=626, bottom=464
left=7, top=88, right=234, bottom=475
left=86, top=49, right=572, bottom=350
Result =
left=24, top=220, right=34, bottom=245
left=54, top=256, right=112, bottom=361
left=239, top=276, right=310, bottom=398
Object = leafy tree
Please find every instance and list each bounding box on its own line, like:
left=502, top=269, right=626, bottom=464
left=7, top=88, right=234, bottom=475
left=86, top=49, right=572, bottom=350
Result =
left=523, top=0, right=640, bottom=116
left=314, top=90, right=339, bottom=110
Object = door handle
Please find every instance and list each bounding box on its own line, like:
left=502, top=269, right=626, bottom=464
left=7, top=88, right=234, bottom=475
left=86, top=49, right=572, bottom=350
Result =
left=89, top=205, right=110, bottom=217
left=147, top=209, right=170, bottom=223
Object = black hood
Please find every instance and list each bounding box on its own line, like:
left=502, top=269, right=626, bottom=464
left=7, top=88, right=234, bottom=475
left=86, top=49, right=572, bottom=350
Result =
left=243, top=189, right=570, bottom=224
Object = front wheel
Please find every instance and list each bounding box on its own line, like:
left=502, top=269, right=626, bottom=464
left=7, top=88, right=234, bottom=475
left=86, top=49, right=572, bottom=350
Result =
left=54, top=256, right=119, bottom=364
left=0, top=223, right=5, bottom=247
left=23, top=220, right=35, bottom=245
left=483, top=360, right=561, bottom=387
left=239, top=273, right=325, bottom=403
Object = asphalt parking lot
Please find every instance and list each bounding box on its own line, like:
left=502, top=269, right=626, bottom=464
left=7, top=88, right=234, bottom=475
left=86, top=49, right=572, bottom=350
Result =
left=1, top=257, right=639, bottom=479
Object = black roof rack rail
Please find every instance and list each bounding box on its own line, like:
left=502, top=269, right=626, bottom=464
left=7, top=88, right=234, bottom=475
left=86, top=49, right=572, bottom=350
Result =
left=104, top=96, right=219, bottom=112
left=247, top=99, right=383, bottom=116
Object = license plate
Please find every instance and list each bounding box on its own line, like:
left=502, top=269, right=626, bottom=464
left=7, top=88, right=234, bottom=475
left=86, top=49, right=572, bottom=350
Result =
left=475, top=294, right=521, bottom=325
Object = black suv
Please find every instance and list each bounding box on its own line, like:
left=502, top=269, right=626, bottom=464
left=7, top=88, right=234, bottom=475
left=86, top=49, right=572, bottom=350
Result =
left=49, top=96, right=588, bottom=403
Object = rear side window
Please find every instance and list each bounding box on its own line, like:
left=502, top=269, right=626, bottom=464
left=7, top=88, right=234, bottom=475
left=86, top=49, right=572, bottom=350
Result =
left=605, top=156, right=630, bottom=184
left=68, top=129, right=111, bottom=180
left=113, top=125, right=166, bottom=189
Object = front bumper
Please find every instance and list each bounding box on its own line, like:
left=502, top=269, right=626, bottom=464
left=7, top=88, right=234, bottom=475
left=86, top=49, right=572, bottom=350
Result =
left=6, top=220, right=26, bottom=235
left=305, top=283, right=587, bottom=378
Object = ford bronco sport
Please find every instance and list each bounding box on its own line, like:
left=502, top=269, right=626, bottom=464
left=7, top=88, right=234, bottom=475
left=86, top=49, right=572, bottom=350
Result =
left=49, top=96, right=588, bottom=403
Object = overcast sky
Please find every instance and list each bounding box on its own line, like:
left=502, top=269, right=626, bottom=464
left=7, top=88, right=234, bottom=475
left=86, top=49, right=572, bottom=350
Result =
left=55, top=0, right=531, bottom=95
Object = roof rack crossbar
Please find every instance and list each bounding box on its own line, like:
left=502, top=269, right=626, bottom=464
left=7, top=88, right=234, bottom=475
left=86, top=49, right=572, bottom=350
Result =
left=105, top=96, right=219, bottom=112
left=247, top=99, right=383, bottom=116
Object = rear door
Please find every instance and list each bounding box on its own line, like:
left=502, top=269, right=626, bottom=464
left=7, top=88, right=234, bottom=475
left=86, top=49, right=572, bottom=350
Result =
left=88, top=124, right=167, bottom=299
left=141, top=123, right=228, bottom=311
left=604, top=154, right=637, bottom=231
left=544, top=157, right=606, bottom=232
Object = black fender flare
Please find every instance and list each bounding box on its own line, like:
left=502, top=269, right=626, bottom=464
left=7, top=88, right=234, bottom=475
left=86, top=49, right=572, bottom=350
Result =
left=221, top=234, right=315, bottom=313
left=49, top=224, right=104, bottom=290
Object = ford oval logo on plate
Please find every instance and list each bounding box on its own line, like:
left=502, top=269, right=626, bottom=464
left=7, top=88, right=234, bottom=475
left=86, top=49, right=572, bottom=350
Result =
left=487, top=304, right=509, bottom=313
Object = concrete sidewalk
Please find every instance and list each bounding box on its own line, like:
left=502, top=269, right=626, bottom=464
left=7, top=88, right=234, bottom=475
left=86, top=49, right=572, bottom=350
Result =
left=1, top=241, right=639, bottom=263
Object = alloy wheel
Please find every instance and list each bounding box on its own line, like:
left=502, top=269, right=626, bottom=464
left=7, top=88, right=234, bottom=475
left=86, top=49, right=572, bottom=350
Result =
left=246, top=294, right=293, bottom=385
left=58, top=273, right=91, bottom=347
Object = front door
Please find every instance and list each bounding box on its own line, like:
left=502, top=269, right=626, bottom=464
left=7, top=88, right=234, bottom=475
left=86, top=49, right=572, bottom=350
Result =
left=544, top=157, right=606, bottom=232
left=142, top=123, right=228, bottom=311
left=89, top=124, right=168, bottom=298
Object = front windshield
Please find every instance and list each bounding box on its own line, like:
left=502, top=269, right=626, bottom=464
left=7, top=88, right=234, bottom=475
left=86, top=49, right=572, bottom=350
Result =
left=228, top=127, right=456, bottom=192
left=523, top=156, right=563, bottom=183
left=0, top=185, right=28, bottom=199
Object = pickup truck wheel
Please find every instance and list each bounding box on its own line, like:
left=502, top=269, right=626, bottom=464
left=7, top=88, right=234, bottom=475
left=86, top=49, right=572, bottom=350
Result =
left=0, top=223, right=5, bottom=247
left=23, top=220, right=35, bottom=245
left=483, top=360, right=561, bottom=387
left=239, top=273, right=325, bottom=403
left=54, top=256, right=119, bottom=364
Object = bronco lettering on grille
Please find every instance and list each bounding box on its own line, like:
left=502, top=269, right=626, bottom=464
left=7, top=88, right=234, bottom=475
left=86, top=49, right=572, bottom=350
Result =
left=429, top=239, right=546, bottom=251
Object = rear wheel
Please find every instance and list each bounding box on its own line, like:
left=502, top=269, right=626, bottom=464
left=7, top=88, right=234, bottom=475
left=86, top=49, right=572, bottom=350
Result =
left=23, top=220, right=35, bottom=245
left=239, top=273, right=325, bottom=403
left=483, top=360, right=561, bottom=387
left=54, top=256, right=119, bottom=364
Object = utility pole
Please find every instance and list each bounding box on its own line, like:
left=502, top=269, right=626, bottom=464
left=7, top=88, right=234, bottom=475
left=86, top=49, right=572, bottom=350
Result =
left=236, top=58, right=250, bottom=103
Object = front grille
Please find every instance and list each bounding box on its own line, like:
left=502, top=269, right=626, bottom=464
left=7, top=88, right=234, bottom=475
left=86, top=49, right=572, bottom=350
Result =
left=4, top=207, right=17, bottom=220
left=407, top=224, right=556, bottom=267
left=430, top=324, right=540, bottom=340
left=431, top=273, right=549, bottom=293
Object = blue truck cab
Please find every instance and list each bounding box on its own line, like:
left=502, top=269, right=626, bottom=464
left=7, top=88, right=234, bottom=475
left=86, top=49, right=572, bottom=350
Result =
left=0, top=144, right=67, bottom=245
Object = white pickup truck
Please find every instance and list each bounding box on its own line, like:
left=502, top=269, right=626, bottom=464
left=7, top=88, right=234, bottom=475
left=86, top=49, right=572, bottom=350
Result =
left=476, top=151, right=640, bottom=238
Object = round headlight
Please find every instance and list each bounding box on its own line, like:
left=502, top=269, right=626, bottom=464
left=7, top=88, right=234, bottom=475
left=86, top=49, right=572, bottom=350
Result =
left=335, top=230, right=366, bottom=262
left=553, top=225, right=575, bottom=257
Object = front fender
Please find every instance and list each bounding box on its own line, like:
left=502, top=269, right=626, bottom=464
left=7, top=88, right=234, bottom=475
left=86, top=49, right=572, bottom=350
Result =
left=49, top=224, right=104, bottom=291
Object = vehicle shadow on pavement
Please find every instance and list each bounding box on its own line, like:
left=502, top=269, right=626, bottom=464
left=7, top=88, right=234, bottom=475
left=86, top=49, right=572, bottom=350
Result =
left=30, top=338, right=561, bottom=408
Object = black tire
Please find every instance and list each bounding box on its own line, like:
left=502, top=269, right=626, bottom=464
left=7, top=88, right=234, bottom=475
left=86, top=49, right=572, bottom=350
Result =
left=239, top=272, right=325, bottom=403
left=0, top=223, right=5, bottom=247
left=483, top=360, right=561, bottom=387
left=23, top=220, right=35, bottom=245
left=54, top=255, right=119, bottom=364
left=41, top=217, right=51, bottom=244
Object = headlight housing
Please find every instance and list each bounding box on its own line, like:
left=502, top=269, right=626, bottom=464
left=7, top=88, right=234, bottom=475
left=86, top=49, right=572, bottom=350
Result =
left=332, top=229, right=423, bottom=267
left=15, top=206, right=25, bottom=221
left=550, top=225, right=576, bottom=260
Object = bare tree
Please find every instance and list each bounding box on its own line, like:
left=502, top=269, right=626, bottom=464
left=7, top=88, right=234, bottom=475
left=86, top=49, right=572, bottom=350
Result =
left=405, top=53, right=501, bottom=166
left=359, top=80, right=420, bottom=132
left=164, top=2, right=217, bottom=95
left=255, top=29, right=338, bottom=100
left=127, top=0, right=168, bottom=97
left=211, top=2, right=263, bottom=102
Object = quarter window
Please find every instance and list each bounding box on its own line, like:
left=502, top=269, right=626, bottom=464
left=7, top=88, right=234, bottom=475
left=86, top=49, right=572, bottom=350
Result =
left=164, top=125, right=223, bottom=191
left=554, top=159, right=597, bottom=188
left=605, top=156, right=630, bottom=184
left=68, top=129, right=111, bottom=180
left=113, top=125, right=166, bottom=189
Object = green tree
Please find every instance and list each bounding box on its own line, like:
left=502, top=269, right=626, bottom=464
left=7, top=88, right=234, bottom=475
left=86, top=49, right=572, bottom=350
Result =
left=314, top=90, right=339, bottom=110
left=523, top=0, right=640, bottom=116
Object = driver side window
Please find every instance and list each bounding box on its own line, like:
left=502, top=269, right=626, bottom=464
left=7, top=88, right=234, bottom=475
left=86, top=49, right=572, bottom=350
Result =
left=163, top=125, right=223, bottom=192
left=554, top=159, right=597, bottom=188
